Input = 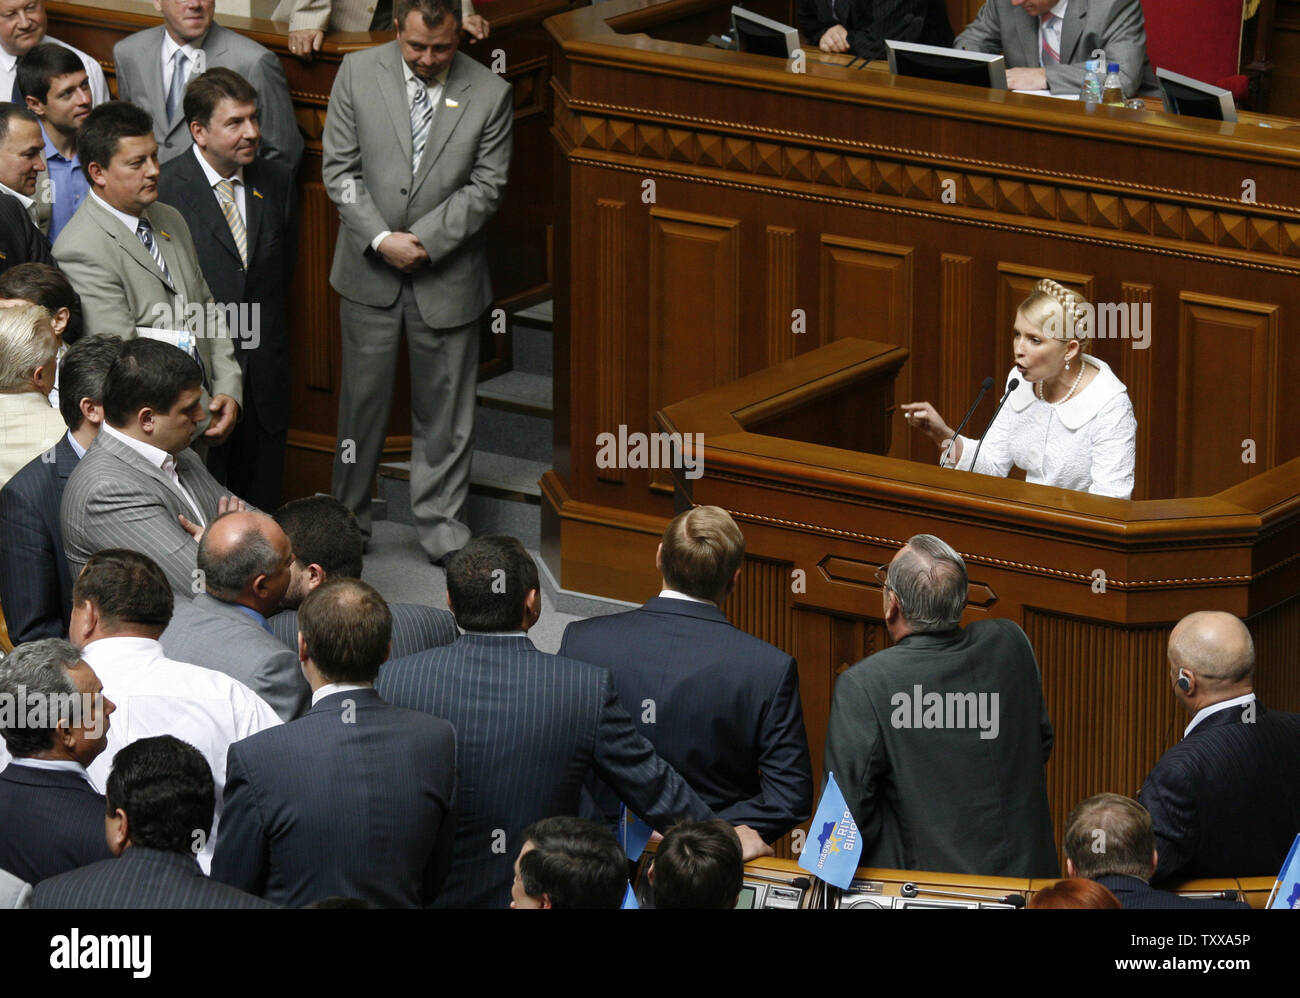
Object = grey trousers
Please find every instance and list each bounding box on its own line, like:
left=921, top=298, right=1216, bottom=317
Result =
left=331, top=282, right=478, bottom=560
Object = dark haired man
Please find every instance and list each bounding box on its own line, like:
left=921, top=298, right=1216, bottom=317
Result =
left=60, top=337, right=244, bottom=596
left=212, top=577, right=458, bottom=907
left=378, top=534, right=767, bottom=909
left=0, top=261, right=82, bottom=357
left=0, top=102, right=52, bottom=268
left=0, top=332, right=118, bottom=641
left=15, top=42, right=88, bottom=239
left=52, top=100, right=242, bottom=444
left=113, top=0, right=302, bottom=167
left=70, top=548, right=281, bottom=871
left=33, top=735, right=275, bottom=907
left=561, top=505, right=812, bottom=843
left=158, top=67, right=296, bottom=510
left=650, top=820, right=744, bottom=909
left=509, top=816, right=627, bottom=909
left=322, top=0, right=510, bottom=566
left=160, top=510, right=307, bottom=721
left=0, top=638, right=114, bottom=883
left=268, top=494, right=458, bottom=656
left=1063, top=793, right=1247, bottom=909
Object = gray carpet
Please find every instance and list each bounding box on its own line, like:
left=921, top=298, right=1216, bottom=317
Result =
left=361, top=520, right=633, bottom=653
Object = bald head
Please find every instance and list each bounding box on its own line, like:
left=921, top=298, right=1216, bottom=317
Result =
left=196, top=511, right=294, bottom=614
left=1168, top=611, right=1254, bottom=709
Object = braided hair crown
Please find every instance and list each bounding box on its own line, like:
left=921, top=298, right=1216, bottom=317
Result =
left=1021, top=279, right=1093, bottom=351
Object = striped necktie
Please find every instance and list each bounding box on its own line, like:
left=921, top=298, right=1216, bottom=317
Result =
left=410, top=82, right=433, bottom=172
left=1040, top=12, right=1061, bottom=65
left=136, top=217, right=173, bottom=285
left=215, top=179, right=248, bottom=265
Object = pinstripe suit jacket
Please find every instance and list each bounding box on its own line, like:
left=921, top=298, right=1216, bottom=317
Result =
left=1140, top=701, right=1300, bottom=885
left=33, top=845, right=276, bottom=909
left=0, top=434, right=78, bottom=643
left=0, top=764, right=114, bottom=885
left=560, top=597, right=813, bottom=842
left=60, top=429, right=232, bottom=597
left=160, top=594, right=310, bottom=722
left=210, top=689, right=457, bottom=908
left=954, top=0, right=1159, bottom=97
left=377, top=632, right=715, bottom=909
left=269, top=601, right=458, bottom=659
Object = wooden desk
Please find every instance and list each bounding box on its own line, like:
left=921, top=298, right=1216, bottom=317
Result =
left=48, top=0, right=569, bottom=497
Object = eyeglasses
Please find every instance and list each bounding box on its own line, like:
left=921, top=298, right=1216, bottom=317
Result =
left=873, top=565, right=889, bottom=588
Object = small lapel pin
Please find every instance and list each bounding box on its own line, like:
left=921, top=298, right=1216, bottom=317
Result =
left=252, top=189, right=264, bottom=199
left=159, top=230, right=171, bottom=239
left=445, top=98, right=459, bottom=108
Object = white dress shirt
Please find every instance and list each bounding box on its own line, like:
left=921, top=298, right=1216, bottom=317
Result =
left=100, top=421, right=206, bottom=525
left=658, top=588, right=716, bottom=606
left=1184, top=692, right=1257, bottom=738
left=4, top=756, right=97, bottom=788
left=89, top=190, right=143, bottom=236
left=81, top=636, right=282, bottom=872
left=0, top=35, right=109, bottom=106
left=192, top=144, right=246, bottom=220
left=311, top=682, right=372, bottom=707
left=369, top=61, right=450, bottom=252
left=1038, top=0, right=1069, bottom=67
left=160, top=32, right=205, bottom=100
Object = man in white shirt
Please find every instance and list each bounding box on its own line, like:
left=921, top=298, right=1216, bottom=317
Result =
left=1139, top=611, right=1300, bottom=885
left=60, top=336, right=246, bottom=597
left=69, top=547, right=281, bottom=871
left=0, top=0, right=109, bottom=105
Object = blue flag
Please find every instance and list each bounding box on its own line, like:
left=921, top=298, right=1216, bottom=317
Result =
left=621, top=882, right=640, bottom=909
left=1269, top=833, right=1300, bottom=909
left=618, top=803, right=654, bottom=861
left=797, top=771, right=862, bottom=890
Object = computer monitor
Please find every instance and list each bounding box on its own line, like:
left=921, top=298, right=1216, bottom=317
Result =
left=730, top=6, right=799, bottom=60
left=885, top=40, right=1007, bottom=91
left=1157, top=68, right=1237, bottom=123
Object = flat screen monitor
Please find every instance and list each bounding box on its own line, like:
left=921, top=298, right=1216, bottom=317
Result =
left=1157, top=68, right=1237, bottom=123
left=885, top=40, right=1007, bottom=90
left=730, top=6, right=799, bottom=59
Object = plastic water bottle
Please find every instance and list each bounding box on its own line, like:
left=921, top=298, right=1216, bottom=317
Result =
left=1102, top=62, right=1124, bottom=105
left=1082, top=59, right=1103, bottom=102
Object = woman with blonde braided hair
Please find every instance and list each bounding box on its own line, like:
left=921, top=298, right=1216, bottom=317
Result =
left=902, top=278, right=1137, bottom=498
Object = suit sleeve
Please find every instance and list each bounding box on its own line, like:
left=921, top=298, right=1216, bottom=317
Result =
left=249, top=50, right=305, bottom=172
left=280, top=0, right=334, bottom=34
left=823, top=669, right=888, bottom=851
left=589, top=670, right=714, bottom=831
left=1138, top=755, right=1197, bottom=885
left=712, top=658, right=814, bottom=841
left=210, top=745, right=272, bottom=896
left=1044, top=0, right=1150, bottom=97
left=320, top=57, right=393, bottom=252
left=422, top=723, right=458, bottom=905
left=952, top=0, right=1003, bottom=52
left=407, top=80, right=513, bottom=268
left=796, top=0, right=830, bottom=45
left=0, top=478, right=65, bottom=642
left=252, top=647, right=311, bottom=722
left=110, top=42, right=135, bottom=103
left=845, top=0, right=928, bottom=62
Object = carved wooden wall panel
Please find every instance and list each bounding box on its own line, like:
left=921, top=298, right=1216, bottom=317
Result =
left=596, top=199, right=628, bottom=484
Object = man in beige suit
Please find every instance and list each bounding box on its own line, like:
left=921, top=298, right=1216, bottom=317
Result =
left=0, top=301, right=62, bottom=487
left=52, top=101, right=240, bottom=444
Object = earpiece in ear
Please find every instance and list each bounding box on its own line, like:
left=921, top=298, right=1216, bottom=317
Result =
left=1176, top=669, right=1192, bottom=694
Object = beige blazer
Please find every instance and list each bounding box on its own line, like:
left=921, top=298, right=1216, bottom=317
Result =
left=0, top=392, right=64, bottom=490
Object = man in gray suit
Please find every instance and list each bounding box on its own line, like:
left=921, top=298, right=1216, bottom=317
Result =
left=160, top=509, right=309, bottom=721
left=268, top=494, right=459, bottom=657
left=322, top=0, right=511, bottom=565
left=114, top=0, right=303, bottom=169
left=954, top=0, right=1158, bottom=98
left=61, top=338, right=244, bottom=598
left=823, top=533, right=1059, bottom=878
left=52, top=100, right=242, bottom=443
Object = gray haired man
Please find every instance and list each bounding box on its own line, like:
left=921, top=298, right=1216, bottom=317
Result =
left=823, top=533, right=1059, bottom=878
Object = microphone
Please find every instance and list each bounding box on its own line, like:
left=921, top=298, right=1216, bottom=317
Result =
left=900, top=882, right=1026, bottom=907
left=941, top=376, right=995, bottom=468
left=969, top=377, right=1019, bottom=474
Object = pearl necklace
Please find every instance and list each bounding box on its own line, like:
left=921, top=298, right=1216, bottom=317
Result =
left=1036, top=363, right=1085, bottom=407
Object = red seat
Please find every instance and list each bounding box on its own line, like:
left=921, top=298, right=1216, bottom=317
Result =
left=1142, top=0, right=1250, bottom=100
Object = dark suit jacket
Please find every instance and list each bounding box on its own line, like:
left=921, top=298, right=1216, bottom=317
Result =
left=1139, top=701, right=1300, bottom=885
left=0, top=763, right=114, bottom=884
left=824, top=618, right=1059, bottom=878
left=269, top=601, right=459, bottom=660
left=0, top=434, right=77, bottom=642
left=0, top=191, right=53, bottom=273
left=210, top=688, right=457, bottom=908
left=1094, top=873, right=1250, bottom=910
left=158, top=149, right=298, bottom=435
left=559, top=597, right=812, bottom=841
left=34, top=845, right=276, bottom=909
left=796, top=0, right=953, bottom=60
left=376, top=633, right=715, bottom=909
